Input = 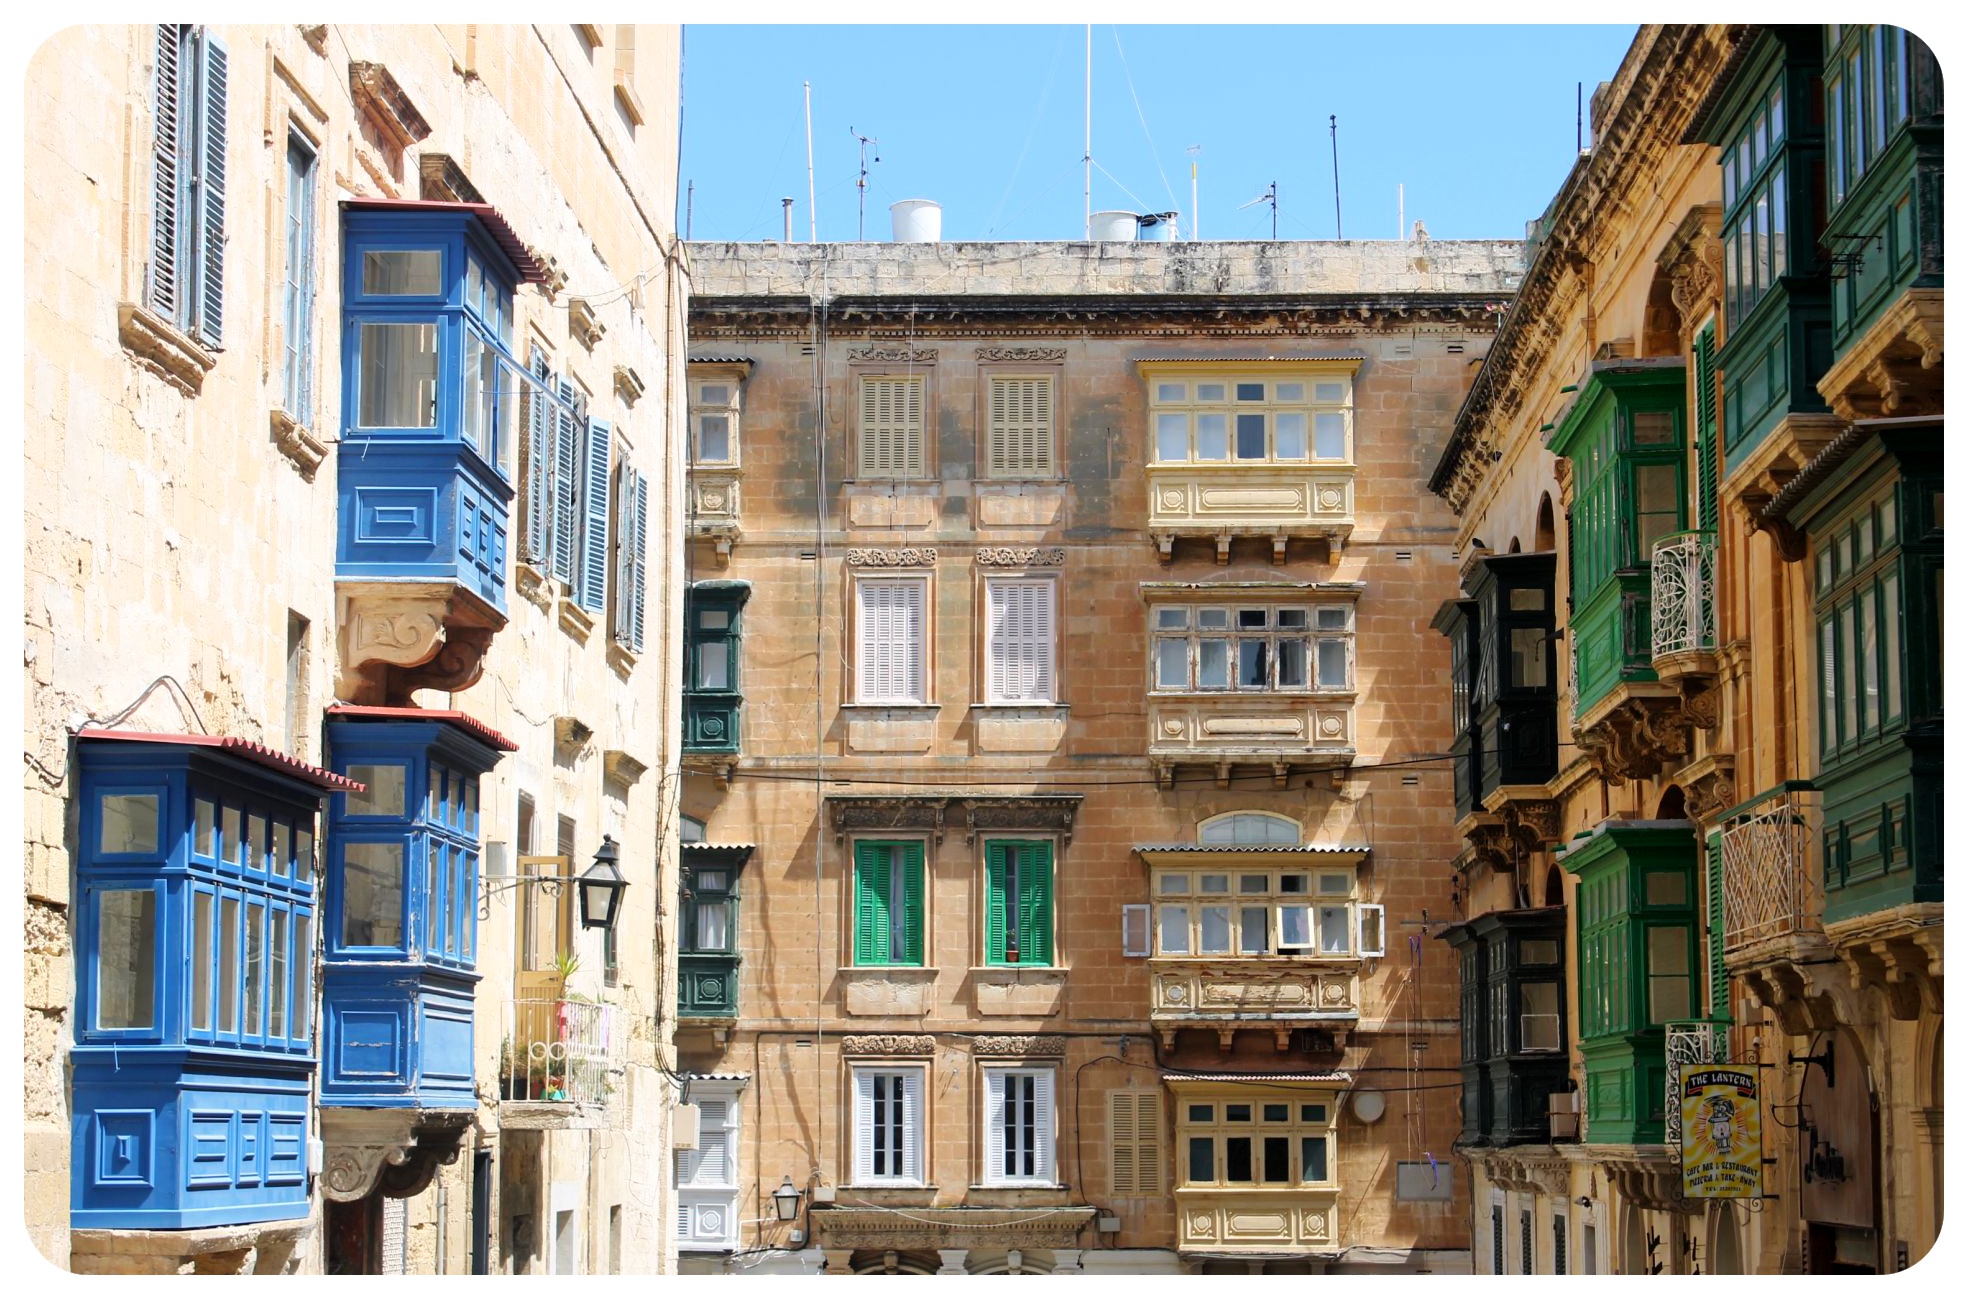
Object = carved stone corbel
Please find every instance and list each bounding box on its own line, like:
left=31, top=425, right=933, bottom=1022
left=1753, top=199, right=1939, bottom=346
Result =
left=320, top=1110, right=472, bottom=1202
left=336, top=584, right=506, bottom=706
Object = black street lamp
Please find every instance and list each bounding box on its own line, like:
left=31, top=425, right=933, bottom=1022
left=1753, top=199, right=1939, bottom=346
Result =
left=577, top=835, right=627, bottom=931
left=772, top=1175, right=803, bottom=1222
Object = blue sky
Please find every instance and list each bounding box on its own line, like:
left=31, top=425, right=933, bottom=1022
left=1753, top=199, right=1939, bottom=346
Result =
left=679, top=24, right=1640, bottom=244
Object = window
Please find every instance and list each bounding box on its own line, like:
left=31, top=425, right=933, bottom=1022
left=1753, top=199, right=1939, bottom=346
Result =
left=985, top=841, right=1054, bottom=966
left=851, top=841, right=925, bottom=966
left=612, top=459, right=649, bottom=652
left=851, top=1066, right=925, bottom=1185
left=683, top=867, right=736, bottom=954
left=1151, top=866, right=1380, bottom=959
left=1554, top=1213, right=1568, bottom=1275
left=690, top=380, right=737, bottom=464
left=1198, top=812, right=1300, bottom=844
left=675, top=1086, right=742, bottom=1247
left=149, top=24, right=228, bottom=347
left=1719, top=77, right=1789, bottom=329
left=1150, top=601, right=1353, bottom=692
left=281, top=132, right=318, bottom=418
left=985, top=375, right=1055, bottom=476
left=985, top=579, right=1056, bottom=704
left=1815, top=487, right=1908, bottom=756
left=856, top=577, right=928, bottom=704
left=518, top=357, right=612, bottom=611
left=1646, top=925, right=1692, bottom=1023
left=983, top=1067, right=1056, bottom=1185
left=1826, top=26, right=1919, bottom=214
left=858, top=375, right=925, bottom=477
left=1148, top=373, right=1352, bottom=464
left=1109, top=1089, right=1163, bottom=1194
left=1176, top=1092, right=1337, bottom=1188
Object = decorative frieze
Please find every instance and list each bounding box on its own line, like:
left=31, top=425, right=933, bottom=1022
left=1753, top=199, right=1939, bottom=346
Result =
left=848, top=345, right=937, bottom=363
left=972, top=1034, right=1066, bottom=1057
left=976, top=346, right=1066, bottom=363
left=811, top=1206, right=1094, bottom=1251
left=839, top=1034, right=937, bottom=1058
left=846, top=547, right=938, bottom=568
left=976, top=547, right=1065, bottom=567
left=827, top=794, right=950, bottom=844
left=959, top=794, right=1083, bottom=845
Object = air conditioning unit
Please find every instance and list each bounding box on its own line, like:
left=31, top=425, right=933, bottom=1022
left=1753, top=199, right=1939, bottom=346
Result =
left=673, top=1103, right=700, bottom=1150
left=1548, top=1092, right=1580, bottom=1142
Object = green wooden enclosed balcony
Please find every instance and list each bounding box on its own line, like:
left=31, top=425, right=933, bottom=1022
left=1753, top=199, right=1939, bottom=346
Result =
left=678, top=842, right=750, bottom=1021
left=684, top=581, right=750, bottom=756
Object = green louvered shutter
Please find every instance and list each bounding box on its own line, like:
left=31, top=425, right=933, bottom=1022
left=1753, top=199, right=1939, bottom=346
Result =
left=1020, top=845, right=1054, bottom=965
left=1694, top=322, right=1719, bottom=533
left=1706, top=831, right=1728, bottom=1019
left=853, top=844, right=891, bottom=965
left=985, top=844, right=1009, bottom=965
left=900, top=842, right=925, bottom=965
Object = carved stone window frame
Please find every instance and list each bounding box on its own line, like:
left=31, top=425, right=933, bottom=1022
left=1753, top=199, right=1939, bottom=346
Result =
left=848, top=350, right=937, bottom=482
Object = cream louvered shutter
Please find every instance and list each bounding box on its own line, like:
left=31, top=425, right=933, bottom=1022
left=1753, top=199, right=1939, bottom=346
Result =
left=1109, top=1089, right=1163, bottom=1195
left=858, top=580, right=926, bottom=703
left=859, top=376, right=924, bottom=477
left=988, top=377, right=1054, bottom=476
left=987, top=580, right=1054, bottom=703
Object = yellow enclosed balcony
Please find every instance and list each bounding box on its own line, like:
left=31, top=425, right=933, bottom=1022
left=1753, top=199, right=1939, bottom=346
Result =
left=1165, top=1074, right=1348, bottom=1257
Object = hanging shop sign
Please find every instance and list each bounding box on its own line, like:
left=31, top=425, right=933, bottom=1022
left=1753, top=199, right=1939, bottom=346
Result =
left=1679, top=1065, right=1763, bottom=1199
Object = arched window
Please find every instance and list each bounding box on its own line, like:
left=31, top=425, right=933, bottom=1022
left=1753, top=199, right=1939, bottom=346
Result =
left=1198, top=812, right=1301, bottom=845
left=1535, top=495, right=1557, bottom=552
left=680, top=815, right=706, bottom=843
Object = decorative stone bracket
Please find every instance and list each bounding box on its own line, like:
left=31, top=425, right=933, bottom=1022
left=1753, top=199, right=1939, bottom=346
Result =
left=1601, top=1150, right=1692, bottom=1214
left=1827, top=904, right=1943, bottom=1022
left=319, top=1109, right=473, bottom=1203
left=349, top=62, right=431, bottom=152
left=269, top=408, right=328, bottom=480
left=336, top=583, right=506, bottom=707
left=1575, top=687, right=1717, bottom=786
left=118, top=302, right=217, bottom=396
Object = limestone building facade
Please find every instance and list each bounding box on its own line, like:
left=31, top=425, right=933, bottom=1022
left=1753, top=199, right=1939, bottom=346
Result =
left=1428, top=22, right=1941, bottom=1276
left=22, top=23, right=689, bottom=1274
left=674, top=237, right=1525, bottom=1273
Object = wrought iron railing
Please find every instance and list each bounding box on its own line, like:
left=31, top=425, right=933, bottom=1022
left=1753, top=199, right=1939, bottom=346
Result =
left=1719, top=783, right=1819, bottom=955
left=1663, top=1019, right=1731, bottom=1146
left=500, top=998, right=618, bottom=1106
left=1651, top=530, right=1718, bottom=659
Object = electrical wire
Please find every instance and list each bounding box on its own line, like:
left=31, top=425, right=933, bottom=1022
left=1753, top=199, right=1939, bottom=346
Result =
left=1109, top=26, right=1180, bottom=217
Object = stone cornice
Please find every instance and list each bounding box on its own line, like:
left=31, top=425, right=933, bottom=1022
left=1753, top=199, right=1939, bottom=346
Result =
left=847, top=547, right=937, bottom=568
left=840, top=1034, right=936, bottom=1057
left=976, top=547, right=1065, bottom=567
left=971, top=1034, right=1066, bottom=1057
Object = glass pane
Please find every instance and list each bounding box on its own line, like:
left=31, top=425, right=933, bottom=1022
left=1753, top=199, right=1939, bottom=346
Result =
left=1275, top=382, right=1304, bottom=402
left=269, top=912, right=289, bottom=1039
left=1189, top=1137, right=1215, bottom=1183
left=1241, top=906, right=1270, bottom=954
left=1225, top=1137, right=1253, bottom=1183
left=1238, top=874, right=1269, bottom=893
left=700, top=609, right=731, bottom=631
left=1196, top=383, right=1225, bottom=402
left=1238, top=608, right=1268, bottom=629
left=462, top=333, right=490, bottom=453
left=95, top=889, right=155, bottom=1030
left=1159, top=874, right=1190, bottom=895
left=297, top=826, right=314, bottom=876
left=1860, top=593, right=1880, bottom=732
left=219, top=896, right=240, bottom=1033
left=426, top=844, right=443, bottom=953
left=1263, top=1135, right=1291, bottom=1182
left=1520, top=938, right=1559, bottom=965
left=1318, top=905, right=1351, bottom=953
left=1236, top=382, right=1265, bottom=402
left=1821, top=620, right=1839, bottom=747
left=363, top=249, right=442, bottom=295
left=1188, top=1104, right=1214, bottom=1122
left=1156, top=638, right=1190, bottom=689
left=696, top=900, right=730, bottom=951
left=1510, top=588, right=1547, bottom=611
left=1195, top=414, right=1228, bottom=460
left=1156, top=607, right=1190, bottom=630
left=1882, top=573, right=1902, bottom=718
left=1198, top=608, right=1230, bottom=630
left=244, top=902, right=265, bottom=1035
left=342, top=842, right=405, bottom=948
left=1648, top=926, right=1691, bottom=1023
left=697, top=870, right=729, bottom=893
left=1263, top=1104, right=1289, bottom=1122
left=1159, top=905, right=1190, bottom=954
left=293, top=913, right=313, bottom=1040
left=223, top=805, right=241, bottom=864
left=1314, top=382, right=1345, bottom=403
left=1238, top=640, right=1268, bottom=688
left=1314, top=412, right=1347, bottom=458
left=345, top=765, right=406, bottom=817
left=246, top=814, right=267, bottom=872
left=358, top=323, right=439, bottom=427
left=699, top=642, right=730, bottom=690
left=1226, top=1104, right=1252, bottom=1122
left=1198, top=640, right=1229, bottom=688
left=1300, top=1103, right=1327, bottom=1124
left=1235, top=413, right=1267, bottom=459
left=271, top=819, right=291, bottom=878
left=1301, top=1136, right=1328, bottom=1182
left=195, top=798, right=216, bottom=858
left=1645, top=871, right=1687, bottom=907
left=1279, top=904, right=1311, bottom=947
left=1316, top=606, right=1349, bottom=630
left=1316, top=639, right=1348, bottom=687
left=1520, top=981, right=1560, bottom=1050
left=99, top=794, right=159, bottom=856
left=1273, top=412, right=1307, bottom=459
left=1156, top=382, right=1185, bottom=402
left=1157, top=413, right=1189, bottom=461
left=1317, top=872, right=1351, bottom=895
left=1840, top=603, right=1859, bottom=749
left=1279, top=874, right=1308, bottom=894
left=1199, top=874, right=1230, bottom=894
left=190, top=891, right=213, bottom=1031
left=698, top=414, right=731, bottom=462
left=1631, top=412, right=1676, bottom=447
left=1510, top=627, right=1549, bottom=688
left=1277, top=608, right=1308, bottom=629
left=1276, top=638, right=1308, bottom=687
left=1199, top=906, right=1231, bottom=953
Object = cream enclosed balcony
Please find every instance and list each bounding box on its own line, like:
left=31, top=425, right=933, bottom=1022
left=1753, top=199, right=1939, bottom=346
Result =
left=1165, top=1073, right=1348, bottom=1257
left=1650, top=530, right=1718, bottom=685
left=1139, top=359, right=1361, bottom=564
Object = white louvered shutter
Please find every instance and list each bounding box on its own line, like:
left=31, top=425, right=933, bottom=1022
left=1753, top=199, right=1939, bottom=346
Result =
left=901, top=1068, right=925, bottom=1183
left=1033, top=1069, right=1057, bottom=1182
left=858, top=580, right=926, bottom=704
left=988, top=377, right=1053, bottom=476
left=1121, top=904, right=1151, bottom=957
left=852, top=1071, right=876, bottom=1183
left=677, top=1098, right=729, bottom=1186
left=987, top=580, right=1054, bottom=703
left=984, top=1070, right=1007, bottom=1182
left=859, top=377, right=924, bottom=477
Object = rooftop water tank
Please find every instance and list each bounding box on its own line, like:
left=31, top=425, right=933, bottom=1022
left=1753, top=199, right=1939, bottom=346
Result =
left=890, top=199, right=942, bottom=243
left=1137, top=211, right=1179, bottom=241
left=1089, top=209, right=1139, bottom=241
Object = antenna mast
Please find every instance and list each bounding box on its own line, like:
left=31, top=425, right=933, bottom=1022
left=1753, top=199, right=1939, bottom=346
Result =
left=850, top=127, right=879, bottom=242
left=1187, top=144, right=1201, bottom=240
left=1330, top=114, right=1343, bottom=240
left=1238, top=182, right=1277, bottom=240
left=804, top=81, right=817, bottom=241
left=1083, top=24, right=1092, bottom=239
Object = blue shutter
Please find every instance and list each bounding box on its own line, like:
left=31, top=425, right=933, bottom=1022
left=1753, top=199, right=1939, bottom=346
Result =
left=149, top=25, right=183, bottom=321
left=192, top=30, right=227, bottom=347
left=578, top=420, right=611, bottom=612
left=629, top=471, right=648, bottom=653
left=525, top=354, right=553, bottom=564
left=614, top=466, right=648, bottom=651
left=551, top=381, right=580, bottom=584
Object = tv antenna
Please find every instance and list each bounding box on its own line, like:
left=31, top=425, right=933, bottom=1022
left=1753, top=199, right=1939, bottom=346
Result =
left=1187, top=144, right=1202, bottom=240
left=1239, top=181, right=1277, bottom=241
left=850, top=126, right=880, bottom=241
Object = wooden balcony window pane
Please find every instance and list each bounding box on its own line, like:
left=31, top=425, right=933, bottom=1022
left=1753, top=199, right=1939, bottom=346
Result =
left=99, top=794, right=159, bottom=856
left=96, top=888, right=156, bottom=1030
left=1188, top=1137, right=1215, bottom=1183
left=1262, top=1136, right=1291, bottom=1182
left=1196, top=414, right=1228, bottom=460
left=1224, top=1137, right=1254, bottom=1183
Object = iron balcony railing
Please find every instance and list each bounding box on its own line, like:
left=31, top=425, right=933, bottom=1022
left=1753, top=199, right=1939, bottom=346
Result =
left=1663, top=1019, right=1731, bottom=1146
left=1651, top=530, right=1718, bottom=660
left=1719, top=782, right=1820, bottom=956
left=500, top=997, right=619, bottom=1106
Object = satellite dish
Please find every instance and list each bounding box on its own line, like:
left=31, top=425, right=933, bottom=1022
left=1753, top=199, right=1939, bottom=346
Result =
left=1352, top=1089, right=1386, bottom=1123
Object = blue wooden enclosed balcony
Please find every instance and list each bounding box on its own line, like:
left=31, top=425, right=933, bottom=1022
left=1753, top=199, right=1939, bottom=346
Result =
left=69, top=733, right=358, bottom=1230
left=335, top=201, right=548, bottom=707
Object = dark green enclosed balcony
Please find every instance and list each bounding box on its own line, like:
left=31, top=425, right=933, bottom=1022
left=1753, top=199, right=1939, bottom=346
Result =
left=677, top=842, right=750, bottom=1024
left=684, top=580, right=750, bottom=757
left=1560, top=820, right=1701, bottom=1146
left=1441, top=907, right=1570, bottom=1148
